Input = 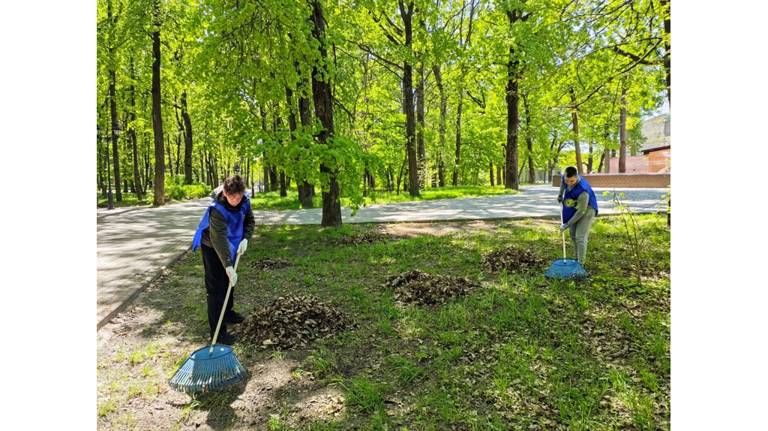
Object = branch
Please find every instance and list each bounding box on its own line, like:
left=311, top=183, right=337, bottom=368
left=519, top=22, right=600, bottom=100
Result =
left=612, top=46, right=658, bottom=65
left=466, top=90, right=485, bottom=110
left=355, top=42, right=404, bottom=79
left=333, top=97, right=354, bottom=121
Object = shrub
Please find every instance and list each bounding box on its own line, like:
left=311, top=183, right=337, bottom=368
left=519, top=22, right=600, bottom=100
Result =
left=164, top=175, right=211, bottom=200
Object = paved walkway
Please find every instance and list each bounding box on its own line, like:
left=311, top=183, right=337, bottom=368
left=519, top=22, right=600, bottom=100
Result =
left=97, top=185, right=668, bottom=329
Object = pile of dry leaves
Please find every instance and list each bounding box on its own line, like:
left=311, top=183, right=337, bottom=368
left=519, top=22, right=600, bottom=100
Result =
left=238, top=295, right=352, bottom=349
left=384, top=270, right=480, bottom=305
left=481, top=246, right=546, bottom=273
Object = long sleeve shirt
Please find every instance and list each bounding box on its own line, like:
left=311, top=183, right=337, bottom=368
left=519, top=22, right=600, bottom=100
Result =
left=558, top=177, right=592, bottom=227
left=201, top=192, right=255, bottom=267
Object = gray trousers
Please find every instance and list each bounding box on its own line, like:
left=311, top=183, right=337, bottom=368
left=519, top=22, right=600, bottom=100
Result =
left=569, top=208, right=596, bottom=264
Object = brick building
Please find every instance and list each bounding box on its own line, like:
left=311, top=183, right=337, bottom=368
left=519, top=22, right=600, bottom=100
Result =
left=607, top=113, right=671, bottom=174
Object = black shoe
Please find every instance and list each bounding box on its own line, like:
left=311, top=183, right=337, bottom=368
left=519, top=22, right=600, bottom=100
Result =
left=212, top=332, right=237, bottom=346
left=224, top=311, right=245, bottom=324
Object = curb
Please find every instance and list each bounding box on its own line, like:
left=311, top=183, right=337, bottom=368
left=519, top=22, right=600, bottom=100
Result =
left=97, top=248, right=190, bottom=331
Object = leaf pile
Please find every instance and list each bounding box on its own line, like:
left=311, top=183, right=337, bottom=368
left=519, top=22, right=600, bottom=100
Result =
left=250, top=257, right=291, bottom=270
left=239, top=295, right=352, bottom=349
left=384, top=270, right=480, bottom=305
left=481, top=246, right=546, bottom=273
left=335, top=230, right=397, bottom=245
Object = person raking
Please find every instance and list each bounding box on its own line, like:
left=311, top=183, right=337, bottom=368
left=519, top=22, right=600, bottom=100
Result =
left=557, top=166, right=599, bottom=265
left=191, top=175, right=255, bottom=345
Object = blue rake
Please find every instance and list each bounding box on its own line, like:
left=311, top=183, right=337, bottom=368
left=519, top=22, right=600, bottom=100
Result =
left=545, top=204, right=588, bottom=280
left=169, top=252, right=248, bottom=394
left=545, top=258, right=588, bottom=279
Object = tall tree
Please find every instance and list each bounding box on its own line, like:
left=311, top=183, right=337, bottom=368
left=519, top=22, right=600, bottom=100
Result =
left=503, top=4, right=528, bottom=190
left=107, top=0, right=123, bottom=202
left=151, top=0, right=165, bottom=206
left=311, top=0, right=342, bottom=226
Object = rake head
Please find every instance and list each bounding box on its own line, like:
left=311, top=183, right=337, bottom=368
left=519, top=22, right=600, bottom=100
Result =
left=169, top=344, right=248, bottom=395
left=545, top=258, right=588, bottom=280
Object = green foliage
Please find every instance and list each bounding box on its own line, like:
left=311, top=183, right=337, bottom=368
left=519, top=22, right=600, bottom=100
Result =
left=98, top=0, right=668, bottom=218
left=164, top=175, right=210, bottom=200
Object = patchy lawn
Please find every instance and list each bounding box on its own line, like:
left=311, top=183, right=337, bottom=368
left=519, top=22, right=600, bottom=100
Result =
left=97, top=215, right=669, bottom=430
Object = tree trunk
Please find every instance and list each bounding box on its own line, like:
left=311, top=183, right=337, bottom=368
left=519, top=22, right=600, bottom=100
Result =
left=279, top=171, right=287, bottom=197
left=453, top=90, right=463, bottom=186
left=504, top=50, right=520, bottom=190
left=489, top=163, right=495, bottom=186
left=569, top=86, right=583, bottom=174
left=109, top=75, right=122, bottom=202
left=311, top=0, right=342, bottom=226
left=396, top=155, right=406, bottom=195
left=181, top=91, right=194, bottom=184
left=297, top=81, right=315, bottom=207
left=400, top=1, right=419, bottom=197
left=521, top=93, right=535, bottom=184
left=587, top=142, right=594, bottom=173
left=619, top=84, right=628, bottom=173
left=151, top=1, right=165, bottom=206
left=416, top=63, right=426, bottom=189
left=128, top=59, right=143, bottom=199
left=432, top=65, right=447, bottom=188
left=174, top=104, right=183, bottom=176
left=98, top=135, right=106, bottom=198
left=107, top=0, right=122, bottom=203
left=144, top=136, right=152, bottom=194
left=597, top=150, right=605, bottom=173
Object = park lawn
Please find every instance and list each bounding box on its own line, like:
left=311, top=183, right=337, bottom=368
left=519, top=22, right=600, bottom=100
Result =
left=249, top=185, right=519, bottom=211
left=97, top=214, right=669, bottom=430
left=97, top=192, right=153, bottom=208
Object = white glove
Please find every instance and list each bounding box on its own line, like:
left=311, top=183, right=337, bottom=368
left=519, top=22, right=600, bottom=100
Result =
left=559, top=223, right=569, bottom=233
left=225, top=266, right=238, bottom=286
left=237, top=239, right=248, bottom=255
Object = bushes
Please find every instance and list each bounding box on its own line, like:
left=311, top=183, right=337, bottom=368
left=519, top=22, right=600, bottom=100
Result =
left=164, top=175, right=211, bottom=200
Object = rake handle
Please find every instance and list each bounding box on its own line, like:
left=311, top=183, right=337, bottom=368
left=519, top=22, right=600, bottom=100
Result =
left=210, top=250, right=242, bottom=351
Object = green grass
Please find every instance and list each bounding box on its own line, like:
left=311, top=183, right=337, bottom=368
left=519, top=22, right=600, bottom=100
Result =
left=248, top=184, right=519, bottom=211
left=97, top=214, right=669, bottom=429
left=97, top=192, right=152, bottom=208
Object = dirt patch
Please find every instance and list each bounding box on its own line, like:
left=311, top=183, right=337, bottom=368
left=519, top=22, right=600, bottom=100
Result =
left=290, top=387, right=346, bottom=423
left=237, top=295, right=353, bottom=350
left=481, top=246, right=546, bottom=273
left=250, top=258, right=291, bottom=271
left=384, top=270, right=481, bottom=305
left=382, top=220, right=500, bottom=238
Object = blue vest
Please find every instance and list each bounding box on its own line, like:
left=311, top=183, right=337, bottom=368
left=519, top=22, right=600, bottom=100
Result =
left=562, top=176, right=598, bottom=223
left=191, top=197, right=251, bottom=263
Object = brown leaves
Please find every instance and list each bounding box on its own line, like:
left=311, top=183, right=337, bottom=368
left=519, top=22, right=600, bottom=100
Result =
left=481, top=247, right=546, bottom=273
left=334, top=230, right=399, bottom=246
left=384, top=270, right=480, bottom=306
left=249, top=258, right=290, bottom=270
left=238, top=295, right=353, bottom=350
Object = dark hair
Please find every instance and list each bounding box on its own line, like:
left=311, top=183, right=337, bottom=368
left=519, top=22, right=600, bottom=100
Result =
left=564, top=166, right=578, bottom=178
left=223, top=175, right=246, bottom=194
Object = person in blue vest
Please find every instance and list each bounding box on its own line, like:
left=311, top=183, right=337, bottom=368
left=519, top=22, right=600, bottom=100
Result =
left=191, top=175, right=255, bottom=345
left=557, top=166, right=599, bottom=265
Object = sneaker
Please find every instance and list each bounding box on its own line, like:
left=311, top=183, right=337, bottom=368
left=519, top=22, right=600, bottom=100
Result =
left=213, top=332, right=237, bottom=346
left=224, top=311, right=245, bottom=324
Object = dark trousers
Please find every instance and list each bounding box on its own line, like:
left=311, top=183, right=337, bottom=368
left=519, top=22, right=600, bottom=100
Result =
left=201, top=243, right=235, bottom=339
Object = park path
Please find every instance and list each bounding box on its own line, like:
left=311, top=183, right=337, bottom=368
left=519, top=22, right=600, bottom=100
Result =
left=97, top=185, right=668, bottom=329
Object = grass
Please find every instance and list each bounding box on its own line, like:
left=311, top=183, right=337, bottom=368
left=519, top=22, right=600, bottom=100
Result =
left=248, top=184, right=520, bottom=211
left=97, top=192, right=152, bottom=208
left=97, top=214, right=669, bottom=430
left=98, top=184, right=520, bottom=210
